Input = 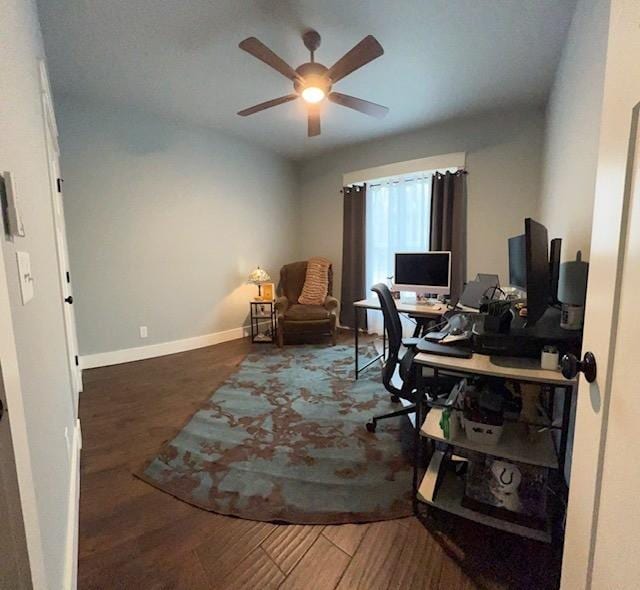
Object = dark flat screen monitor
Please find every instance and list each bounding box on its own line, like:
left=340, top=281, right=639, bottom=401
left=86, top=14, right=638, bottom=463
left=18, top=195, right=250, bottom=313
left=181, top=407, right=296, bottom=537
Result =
left=393, top=252, right=451, bottom=296
left=508, top=234, right=526, bottom=289
left=525, top=218, right=550, bottom=325
left=549, top=238, right=562, bottom=304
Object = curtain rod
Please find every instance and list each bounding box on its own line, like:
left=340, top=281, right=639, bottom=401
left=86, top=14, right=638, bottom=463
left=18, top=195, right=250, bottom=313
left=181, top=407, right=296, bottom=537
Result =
left=341, top=167, right=467, bottom=193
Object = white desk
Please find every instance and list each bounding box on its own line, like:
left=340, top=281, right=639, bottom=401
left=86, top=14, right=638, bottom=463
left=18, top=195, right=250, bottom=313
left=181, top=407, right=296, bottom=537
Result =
left=352, top=298, right=447, bottom=378
left=354, top=297, right=447, bottom=317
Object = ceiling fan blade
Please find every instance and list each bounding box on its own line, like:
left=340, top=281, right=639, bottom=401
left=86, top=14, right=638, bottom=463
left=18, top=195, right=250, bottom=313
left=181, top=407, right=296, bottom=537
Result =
left=327, top=35, right=384, bottom=83
left=239, top=37, right=302, bottom=82
left=308, top=107, right=321, bottom=137
left=237, top=94, right=299, bottom=116
left=328, top=92, right=389, bottom=119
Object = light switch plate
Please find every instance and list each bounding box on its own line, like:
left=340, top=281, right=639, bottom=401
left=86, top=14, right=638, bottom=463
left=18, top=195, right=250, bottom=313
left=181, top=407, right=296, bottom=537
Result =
left=16, top=251, right=34, bottom=304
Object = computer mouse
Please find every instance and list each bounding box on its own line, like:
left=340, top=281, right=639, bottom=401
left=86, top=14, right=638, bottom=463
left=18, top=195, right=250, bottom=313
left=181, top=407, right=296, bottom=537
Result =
left=450, top=327, right=464, bottom=336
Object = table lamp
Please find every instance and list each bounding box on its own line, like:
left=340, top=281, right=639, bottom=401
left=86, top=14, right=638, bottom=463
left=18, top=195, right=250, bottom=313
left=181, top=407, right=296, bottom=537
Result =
left=248, top=267, right=271, bottom=300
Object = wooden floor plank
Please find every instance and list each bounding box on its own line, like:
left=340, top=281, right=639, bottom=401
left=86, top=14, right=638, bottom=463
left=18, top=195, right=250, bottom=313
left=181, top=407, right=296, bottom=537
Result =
left=209, top=547, right=284, bottom=590
left=194, top=518, right=276, bottom=582
left=167, top=551, right=213, bottom=590
left=78, top=467, right=150, bottom=522
left=321, top=523, right=369, bottom=556
left=438, top=555, right=481, bottom=590
left=261, top=524, right=323, bottom=574
left=387, top=517, right=443, bottom=590
left=336, top=520, right=409, bottom=590
left=82, top=559, right=189, bottom=590
left=79, top=487, right=193, bottom=559
left=79, top=511, right=220, bottom=589
left=281, top=535, right=351, bottom=590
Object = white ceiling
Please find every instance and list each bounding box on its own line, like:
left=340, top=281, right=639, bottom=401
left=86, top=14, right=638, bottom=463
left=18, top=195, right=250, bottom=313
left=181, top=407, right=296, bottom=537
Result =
left=37, top=0, right=576, bottom=160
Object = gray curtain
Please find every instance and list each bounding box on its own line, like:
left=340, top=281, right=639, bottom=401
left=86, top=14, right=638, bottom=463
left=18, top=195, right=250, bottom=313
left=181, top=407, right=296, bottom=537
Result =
left=340, top=184, right=368, bottom=330
left=430, top=171, right=467, bottom=302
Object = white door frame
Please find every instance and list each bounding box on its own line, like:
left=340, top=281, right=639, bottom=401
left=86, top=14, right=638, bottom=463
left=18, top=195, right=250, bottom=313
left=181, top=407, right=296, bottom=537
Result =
left=561, top=1, right=640, bottom=587
left=38, top=60, right=82, bottom=589
left=590, top=103, right=640, bottom=589
left=38, top=60, right=82, bottom=410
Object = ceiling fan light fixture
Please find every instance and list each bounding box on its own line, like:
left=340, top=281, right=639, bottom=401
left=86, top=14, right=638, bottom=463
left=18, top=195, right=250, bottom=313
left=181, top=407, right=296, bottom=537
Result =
left=301, top=86, right=325, bottom=103
left=238, top=31, right=387, bottom=137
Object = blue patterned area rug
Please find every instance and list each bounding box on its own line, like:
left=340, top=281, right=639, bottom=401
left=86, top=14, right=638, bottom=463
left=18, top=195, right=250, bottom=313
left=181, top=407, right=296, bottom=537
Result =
left=136, top=344, right=414, bottom=524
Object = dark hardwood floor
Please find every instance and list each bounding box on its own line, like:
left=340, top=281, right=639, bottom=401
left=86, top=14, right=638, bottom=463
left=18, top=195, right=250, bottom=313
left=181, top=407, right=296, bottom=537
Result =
left=78, top=336, right=557, bottom=589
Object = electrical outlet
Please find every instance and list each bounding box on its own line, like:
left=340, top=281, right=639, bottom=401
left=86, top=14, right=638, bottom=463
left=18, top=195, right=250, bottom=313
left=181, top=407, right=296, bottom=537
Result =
left=139, top=326, right=148, bottom=338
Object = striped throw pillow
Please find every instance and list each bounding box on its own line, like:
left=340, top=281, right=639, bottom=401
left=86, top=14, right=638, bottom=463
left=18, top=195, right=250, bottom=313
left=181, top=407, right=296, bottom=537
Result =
left=298, top=257, right=331, bottom=305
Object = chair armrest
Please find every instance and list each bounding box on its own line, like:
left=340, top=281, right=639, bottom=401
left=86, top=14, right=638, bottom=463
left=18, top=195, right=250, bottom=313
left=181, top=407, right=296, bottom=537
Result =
left=275, top=296, right=289, bottom=316
left=401, top=337, right=421, bottom=348
left=324, top=296, right=339, bottom=313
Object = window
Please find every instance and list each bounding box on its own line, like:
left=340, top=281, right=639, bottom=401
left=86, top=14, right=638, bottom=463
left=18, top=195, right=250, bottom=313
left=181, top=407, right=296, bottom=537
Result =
left=365, top=175, right=432, bottom=333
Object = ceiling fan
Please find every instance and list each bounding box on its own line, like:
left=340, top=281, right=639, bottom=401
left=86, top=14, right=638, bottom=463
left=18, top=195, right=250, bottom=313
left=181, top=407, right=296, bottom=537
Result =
left=237, top=30, right=388, bottom=137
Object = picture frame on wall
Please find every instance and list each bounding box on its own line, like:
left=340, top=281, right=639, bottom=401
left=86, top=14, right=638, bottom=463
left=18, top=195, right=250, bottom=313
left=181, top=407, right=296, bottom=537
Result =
left=261, top=282, right=275, bottom=301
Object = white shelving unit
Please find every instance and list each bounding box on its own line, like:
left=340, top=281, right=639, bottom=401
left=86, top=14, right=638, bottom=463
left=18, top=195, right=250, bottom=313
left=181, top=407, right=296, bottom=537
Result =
left=413, top=351, right=575, bottom=386
left=417, top=451, right=552, bottom=543
left=422, top=408, right=558, bottom=469
left=412, top=351, right=576, bottom=544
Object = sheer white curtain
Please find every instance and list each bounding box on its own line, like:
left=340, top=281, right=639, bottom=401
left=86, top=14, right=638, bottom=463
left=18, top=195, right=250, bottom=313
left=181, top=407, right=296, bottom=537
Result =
left=365, top=176, right=432, bottom=334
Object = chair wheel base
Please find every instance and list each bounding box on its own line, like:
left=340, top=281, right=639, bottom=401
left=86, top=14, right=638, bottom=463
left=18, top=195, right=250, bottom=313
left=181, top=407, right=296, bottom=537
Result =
left=366, top=421, right=377, bottom=433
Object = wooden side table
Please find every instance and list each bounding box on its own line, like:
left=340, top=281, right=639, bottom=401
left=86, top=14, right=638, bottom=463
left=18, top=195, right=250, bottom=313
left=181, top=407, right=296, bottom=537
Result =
left=250, top=300, right=276, bottom=344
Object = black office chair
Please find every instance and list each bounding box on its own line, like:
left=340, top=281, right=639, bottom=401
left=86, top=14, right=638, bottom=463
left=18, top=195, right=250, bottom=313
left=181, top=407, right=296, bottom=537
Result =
left=366, top=283, right=457, bottom=433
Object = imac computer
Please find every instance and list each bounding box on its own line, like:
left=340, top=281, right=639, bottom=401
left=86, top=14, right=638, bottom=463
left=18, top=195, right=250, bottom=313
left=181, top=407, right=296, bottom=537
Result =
left=393, top=252, right=451, bottom=297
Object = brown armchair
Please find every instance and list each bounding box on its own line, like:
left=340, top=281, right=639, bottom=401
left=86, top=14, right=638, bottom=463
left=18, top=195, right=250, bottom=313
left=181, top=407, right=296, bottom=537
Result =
left=275, top=260, right=339, bottom=347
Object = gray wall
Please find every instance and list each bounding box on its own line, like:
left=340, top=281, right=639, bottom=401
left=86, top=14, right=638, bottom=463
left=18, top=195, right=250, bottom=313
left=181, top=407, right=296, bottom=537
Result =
left=539, top=0, right=609, bottom=262
left=58, top=97, right=298, bottom=355
left=0, top=0, right=76, bottom=586
left=295, top=107, right=545, bottom=298
left=539, top=0, right=610, bottom=482
left=59, top=104, right=547, bottom=357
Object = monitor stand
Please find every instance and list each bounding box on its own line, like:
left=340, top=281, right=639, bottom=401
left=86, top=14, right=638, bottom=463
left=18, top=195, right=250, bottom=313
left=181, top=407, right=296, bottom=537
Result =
left=474, top=306, right=583, bottom=359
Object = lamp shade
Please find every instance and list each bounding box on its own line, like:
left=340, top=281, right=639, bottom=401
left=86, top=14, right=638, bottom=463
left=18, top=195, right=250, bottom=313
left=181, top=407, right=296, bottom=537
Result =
left=248, top=267, right=271, bottom=285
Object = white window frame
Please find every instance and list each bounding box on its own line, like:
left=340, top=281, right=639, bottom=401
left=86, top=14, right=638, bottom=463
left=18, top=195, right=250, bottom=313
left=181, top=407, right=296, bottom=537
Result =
left=342, top=152, right=466, bottom=187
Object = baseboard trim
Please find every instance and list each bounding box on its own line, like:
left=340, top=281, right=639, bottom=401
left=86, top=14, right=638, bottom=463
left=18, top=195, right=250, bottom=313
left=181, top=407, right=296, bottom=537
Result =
left=63, top=420, right=81, bottom=590
left=80, top=326, right=250, bottom=369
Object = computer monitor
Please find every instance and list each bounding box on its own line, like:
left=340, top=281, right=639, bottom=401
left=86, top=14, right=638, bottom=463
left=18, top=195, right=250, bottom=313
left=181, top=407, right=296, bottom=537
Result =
left=393, top=252, right=451, bottom=296
left=460, top=274, right=500, bottom=309
left=508, top=234, right=526, bottom=289
left=549, top=238, right=562, bottom=305
left=524, top=218, right=550, bottom=326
